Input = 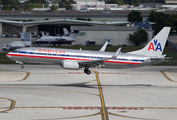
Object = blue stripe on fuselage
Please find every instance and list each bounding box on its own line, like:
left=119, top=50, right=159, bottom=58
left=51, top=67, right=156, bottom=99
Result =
left=11, top=51, right=144, bottom=63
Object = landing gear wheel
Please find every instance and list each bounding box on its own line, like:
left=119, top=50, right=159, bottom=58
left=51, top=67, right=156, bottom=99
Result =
left=86, top=70, right=91, bottom=75
left=3, top=49, right=7, bottom=52
left=21, top=65, right=24, bottom=69
left=84, top=65, right=91, bottom=75
left=84, top=69, right=91, bottom=75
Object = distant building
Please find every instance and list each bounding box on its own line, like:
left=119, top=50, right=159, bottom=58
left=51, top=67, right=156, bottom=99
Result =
left=163, top=0, right=177, bottom=9
left=72, top=1, right=118, bottom=10
left=72, top=26, right=153, bottom=46
left=143, top=3, right=162, bottom=8
left=165, top=0, right=177, bottom=4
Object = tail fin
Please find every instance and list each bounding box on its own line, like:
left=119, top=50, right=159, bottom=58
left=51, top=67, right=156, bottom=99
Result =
left=41, top=31, right=45, bottom=37
left=63, top=28, right=69, bottom=35
left=68, top=30, right=79, bottom=38
left=129, top=27, right=171, bottom=57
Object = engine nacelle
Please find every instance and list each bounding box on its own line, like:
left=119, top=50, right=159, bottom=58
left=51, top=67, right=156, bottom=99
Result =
left=62, top=60, right=79, bottom=70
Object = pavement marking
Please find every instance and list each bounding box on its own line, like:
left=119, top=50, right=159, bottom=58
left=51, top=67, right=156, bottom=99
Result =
left=161, top=69, right=177, bottom=82
left=30, top=72, right=161, bottom=75
left=0, top=97, right=16, bottom=112
left=107, top=112, right=157, bottom=120
left=67, top=72, right=161, bottom=75
left=144, top=107, right=177, bottom=109
left=92, top=70, right=108, bottom=120
left=34, top=112, right=101, bottom=120
left=107, top=107, right=143, bottom=110
left=0, top=70, right=30, bottom=82
left=63, top=107, right=100, bottom=110
left=1, top=106, right=176, bottom=109
left=19, top=71, right=30, bottom=81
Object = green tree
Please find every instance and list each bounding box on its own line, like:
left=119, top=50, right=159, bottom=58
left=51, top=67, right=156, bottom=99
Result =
left=24, top=3, right=43, bottom=10
left=28, top=0, right=47, bottom=4
left=127, top=10, right=143, bottom=25
left=116, top=0, right=124, bottom=5
left=106, top=0, right=117, bottom=4
left=132, top=0, right=140, bottom=6
left=128, top=29, right=148, bottom=46
left=2, top=0, right=20, bottom=10
left=25, top=0, right=47, bottom=10
left=169, top=14, right=177, bottom=34
left=50, top=5, right=58, bottom=10
left=59, top=0, right=75, bottom=10
left=147, top=10, right=170, bottom=34
left=76, top=17, right=91, bottom=21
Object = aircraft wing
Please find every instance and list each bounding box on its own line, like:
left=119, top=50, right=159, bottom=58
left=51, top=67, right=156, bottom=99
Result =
left=78, top=48, right=121, bottom=67
left=99, top=41, right=108, bottom=52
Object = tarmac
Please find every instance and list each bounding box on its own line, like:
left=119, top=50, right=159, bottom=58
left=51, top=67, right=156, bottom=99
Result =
left=0, top=65, right=177, bottom=120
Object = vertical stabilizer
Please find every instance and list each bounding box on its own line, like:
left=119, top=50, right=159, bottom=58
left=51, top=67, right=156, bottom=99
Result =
left=41, top=31, right=45, bottom=37
left=69, top=30, right=79, bottom=39
left=63, top=28, right=69, bottom=35
left=129, top=27, right=171, bottom=57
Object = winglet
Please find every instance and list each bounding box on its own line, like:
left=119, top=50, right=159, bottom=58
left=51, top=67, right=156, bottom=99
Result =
left=99, top=42, right=108, bottom=52
left=111, top=47, right=121, bottom=59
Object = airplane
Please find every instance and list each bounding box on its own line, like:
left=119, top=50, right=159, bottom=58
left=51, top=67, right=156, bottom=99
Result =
left=6, top=27, right=171, bottom=75
left=33, top=29, right=79, bottom=46
left=41, top=28, right=70, bottom=37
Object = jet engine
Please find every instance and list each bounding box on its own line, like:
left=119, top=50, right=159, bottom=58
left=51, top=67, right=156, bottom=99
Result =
left=62, top=60, right=79, bottom=70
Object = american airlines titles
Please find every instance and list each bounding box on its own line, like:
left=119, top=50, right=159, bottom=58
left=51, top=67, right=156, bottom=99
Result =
left=148, top=39, right=162, bottom=51
left=38, top=49, right=66, bottom=53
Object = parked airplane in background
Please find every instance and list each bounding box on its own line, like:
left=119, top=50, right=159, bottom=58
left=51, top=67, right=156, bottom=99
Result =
left=33, top=29, right=79, bottom=46
left=41, top=28, right=70, bottom=37
left=7, top=27, right=171, bottom=75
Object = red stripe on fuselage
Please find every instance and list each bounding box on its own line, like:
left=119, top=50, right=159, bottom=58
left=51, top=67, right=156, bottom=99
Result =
left=6, top=53, right=142, bottom=65
left=104, top=60, right=141, bottom=65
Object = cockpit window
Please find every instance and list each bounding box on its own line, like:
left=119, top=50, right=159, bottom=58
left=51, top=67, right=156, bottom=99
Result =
left=13, top=50, right=19, bottom=53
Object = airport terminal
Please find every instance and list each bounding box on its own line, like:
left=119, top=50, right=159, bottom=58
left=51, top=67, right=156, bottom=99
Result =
left=0, top=19, right=153, bottom=46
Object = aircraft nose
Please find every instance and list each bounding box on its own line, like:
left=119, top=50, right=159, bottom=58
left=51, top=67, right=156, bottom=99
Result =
left=6, top=53, right=12, bottom=59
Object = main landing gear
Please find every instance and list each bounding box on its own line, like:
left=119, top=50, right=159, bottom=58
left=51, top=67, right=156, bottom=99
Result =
left=84, top=65, right=91, bottom=75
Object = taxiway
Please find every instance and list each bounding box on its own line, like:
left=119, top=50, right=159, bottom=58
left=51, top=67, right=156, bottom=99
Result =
left=0, top=65, right=177, bottom=120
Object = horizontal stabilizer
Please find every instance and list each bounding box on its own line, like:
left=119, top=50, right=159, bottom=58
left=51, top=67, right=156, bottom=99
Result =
left=72, top=30, right=79, bottom=33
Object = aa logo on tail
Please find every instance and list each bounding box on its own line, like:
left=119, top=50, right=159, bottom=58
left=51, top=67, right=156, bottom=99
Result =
left=148, top=39, right=162, bottom=51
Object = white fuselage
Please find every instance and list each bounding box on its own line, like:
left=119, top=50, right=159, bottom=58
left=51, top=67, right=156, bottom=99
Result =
left=6, top=47, right=160, bottom=69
